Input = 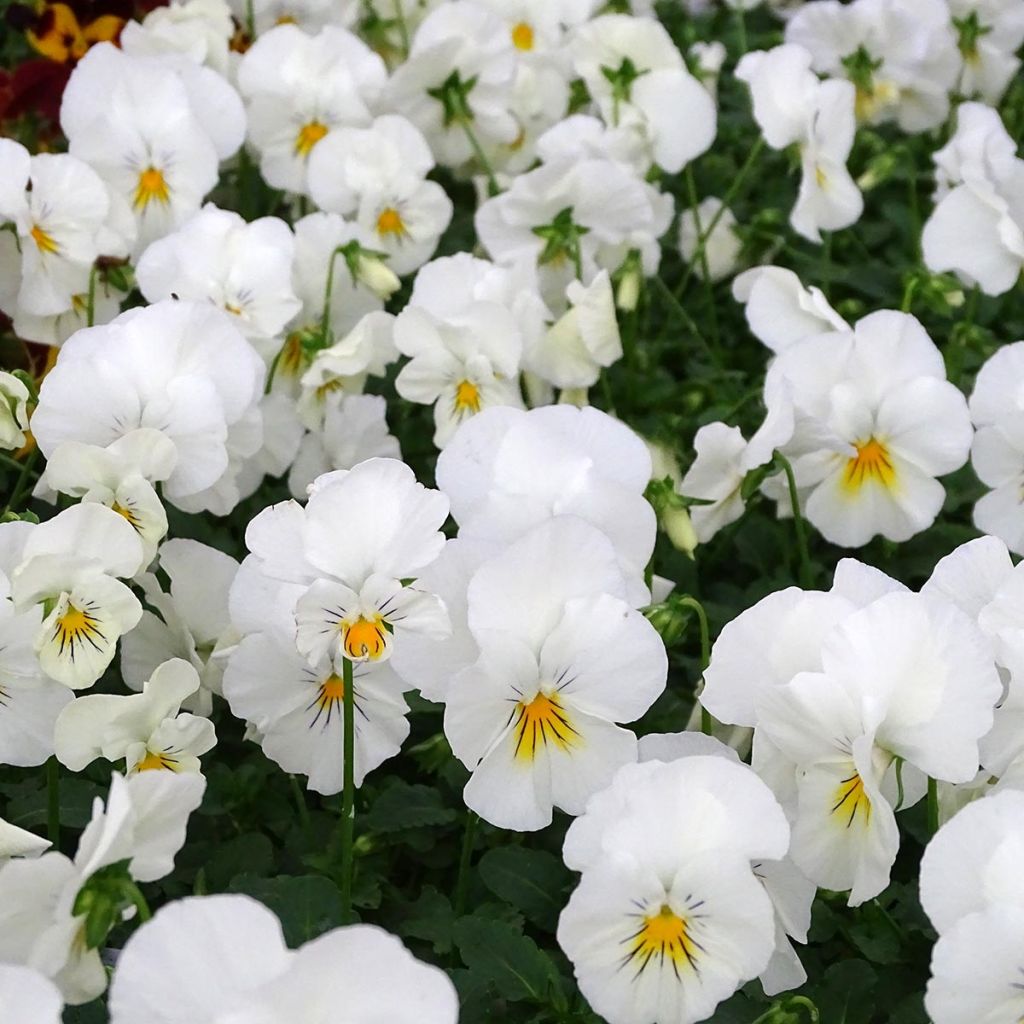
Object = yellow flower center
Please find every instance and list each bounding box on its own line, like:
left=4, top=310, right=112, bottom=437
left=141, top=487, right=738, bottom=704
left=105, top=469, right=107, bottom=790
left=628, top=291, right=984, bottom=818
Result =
left=343, top=616, right=388, bottom=661
left=512, top=692, right=579, bottom=761
left=224, top=302, right=243, bottom=315
left=308, top=673, right=348, bottom=728
left=842, top=437, right=896, bottom=493
left=626, top=905, right=701, bottom=976
left=832, top=771, right=871, bottom=828
left=376, top=206, right=409, bottom=239
left=52, top=603, right=105, bottom=659
left=294, top=120, right=328, bottom=157
left=134, top=166, right=171, bottom=210
left=511, top=21, right=534, bottom=51
left=453, top=379, right=482, bottom=415
left=136, top=750, right=179, bottom=772
left=30, top=223, right=60, bottom=254
left=111, top=500, right=141, bottom=529
left=854, top=79, right=899, bottom=122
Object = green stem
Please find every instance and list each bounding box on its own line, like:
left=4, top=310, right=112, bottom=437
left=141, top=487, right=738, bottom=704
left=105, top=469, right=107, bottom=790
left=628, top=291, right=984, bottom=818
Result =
left=3, top=448, right=39, bottom=517
left=453, top=810, right=478, bottom=919
left=392, top=0, right=410, bottom=57
left=820, top=231, right=832, bottom=301
left=86, top=264, right=98, bottom=328
left=677, top=137, right=765, bottom=297
left=458, top=117, right=499, bottom=198
left=125, top=881, right=152, bottom=923
left=321, top=245, right=346, bottom=345
left=684, top=166, right=720, bottom=354
left=734, top=6, right=748, bottom=54
left=651, top=275, right=721, bottom=370
left=340, top=656, right=356, bottom=921
left=927, top=776, right=939, bottom=835
left=677, top=596, right=713, bottom=736
left=900, top=275, right=919, bottom=313
left=46, top=756, right=60, bottom=852
left=776, top=453, right=814, bottom=589
left=289, top=773, right=311, bottom=841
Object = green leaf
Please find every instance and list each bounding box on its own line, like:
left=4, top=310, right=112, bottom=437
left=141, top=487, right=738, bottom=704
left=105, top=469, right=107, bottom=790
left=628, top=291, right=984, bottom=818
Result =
left=228, top=874, right=344, bottom=947
left=452, top=915, right=560, bottom=1004
left=398, top=886, right=456, bottom=954
left=478, top=846, right=568, bottom=931
left=206, top=832, right=274, bottom=890
left=364, top=781, right=457, bottom=833
left=811, top=960, right=877, bottom=1024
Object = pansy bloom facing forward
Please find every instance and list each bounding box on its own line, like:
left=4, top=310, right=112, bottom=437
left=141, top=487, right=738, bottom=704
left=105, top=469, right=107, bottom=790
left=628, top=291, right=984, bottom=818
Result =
left=9, top=504, right=145, bottom=688
left=244, top=458, right=450, bottom=667
left=558, top=756, right=791, bottom=1024
left=444, top=517, right=667, bottom=831
left=764, top=310, right=973, bottom=547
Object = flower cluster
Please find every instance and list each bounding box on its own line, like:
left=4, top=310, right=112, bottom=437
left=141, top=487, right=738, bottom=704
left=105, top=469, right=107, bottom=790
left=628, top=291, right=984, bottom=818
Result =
left=4, top=0, right=1024, bottom=1021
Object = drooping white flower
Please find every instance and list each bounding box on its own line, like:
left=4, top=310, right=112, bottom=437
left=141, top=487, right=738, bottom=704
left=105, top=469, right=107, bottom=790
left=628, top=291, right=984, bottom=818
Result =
left=10, top=504, right=145, bottom=689
left=31, top=300, right=266, bottom=511
left=0, top=853, right=105, bottom=1004
left=0, top=371, right=31, bottom=451
left=40, top=429, right=177, bottom=564
left=527, top=271, right=621, bottom=390
left=107, top=894, right=459, bottom=1024
left=732, top=265, right=848, bottom=352
left=53, top=658, right=216, bottom=773
left=237, top=24, right=387, bottom=195
left=74, top=770, right=206, bottom=883
left=677, top=396, right=795, bottom=545
left=295, top=312, right=397, bottom=429
left=121, top=539, right=240, bottom=717
left=736, top=44, right=863, bottom=242
left=678, top=197, right=742, bottom=283
left=136, top=205, right=302, bottom=359
left=922, top=102, right=1024, bottom=295
left=444, top=517, right=667, bottom=831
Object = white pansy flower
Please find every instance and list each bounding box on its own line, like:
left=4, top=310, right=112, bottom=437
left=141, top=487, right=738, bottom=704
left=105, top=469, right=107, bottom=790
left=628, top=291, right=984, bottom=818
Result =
left=237, top=24, right=387, bottom=196
left=108, top=894, right=458, bottom=1024
left=10, top=504, right=145, bottom=689
left=53, top=658, right=216, bottom=773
